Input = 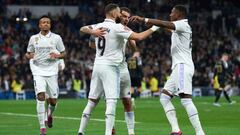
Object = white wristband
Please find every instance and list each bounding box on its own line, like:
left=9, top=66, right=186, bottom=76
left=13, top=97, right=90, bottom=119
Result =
left=150, top=25, right=160, bottom=32
left=144, top=18, right=149, bottom=23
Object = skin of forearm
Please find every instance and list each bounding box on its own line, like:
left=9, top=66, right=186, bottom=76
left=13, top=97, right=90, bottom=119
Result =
left=80, top=26, right=94, bottom=35
left=58, top=52, right=66, bottom=59
left=147, top=19, right=175, bottom=30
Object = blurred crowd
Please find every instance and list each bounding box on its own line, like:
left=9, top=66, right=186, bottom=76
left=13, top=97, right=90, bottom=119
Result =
left=1, top=0, right=240, bottom=98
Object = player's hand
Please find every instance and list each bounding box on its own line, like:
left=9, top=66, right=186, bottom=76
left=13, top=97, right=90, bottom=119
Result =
left=92, top=28, right=106, bottom=37
left=211, top=79, right=214, bottom=85
left=25, top=52, right=34, bottom=59
left=50, top=53, right=60, bottom=59
left=132, top=51, right=140, bottom=58
left=130, top=16, right=144, bottom=23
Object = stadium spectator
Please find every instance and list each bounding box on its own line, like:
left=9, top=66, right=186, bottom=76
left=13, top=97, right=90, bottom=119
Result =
left=72, top=75, right=82, bottom=98
left=11, top=75, right=24, bottom=97
left=149, top=74, right=159, bottom=97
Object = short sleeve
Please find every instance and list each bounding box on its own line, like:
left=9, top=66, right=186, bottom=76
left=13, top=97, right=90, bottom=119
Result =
left=27, top=36, right=35, bottom=52
left=173, top=20, right=188, bottom=32
left=56, top=36, right=65, bottom=52
left=90, top=24, right=98, bottom=29
left=115, top=25, right=133, bottom=39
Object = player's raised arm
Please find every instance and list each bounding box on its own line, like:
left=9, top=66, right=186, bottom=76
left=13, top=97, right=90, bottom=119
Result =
left=130, top=15, right=175, bottom=30
left=127, top=40, right=138, bottom=52
left=80, top=25, right=106, bottom=37
left=128, top=26, right=159, bottom=41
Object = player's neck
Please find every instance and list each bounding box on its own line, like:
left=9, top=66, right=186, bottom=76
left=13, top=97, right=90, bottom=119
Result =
left=105, top=16, right=115, bottom=22
left=40, top=30, right=50, bottom=36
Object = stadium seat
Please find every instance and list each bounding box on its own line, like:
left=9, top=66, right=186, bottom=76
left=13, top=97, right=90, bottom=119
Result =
left=16, top=91, right=26, bottom=100
left=193, top=88, right=202, bottom=97
left=25, top=91, right=35, bottom=99
left=0, top=91, right=4, bottom=99
left=7, top=91, right=14, bottom=99
left=79, top=90, right=86, bottom=99
left=140, top=90, right=151, bottom=98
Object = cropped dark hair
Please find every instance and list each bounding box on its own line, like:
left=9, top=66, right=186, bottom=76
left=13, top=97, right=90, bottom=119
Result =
left=39, top=15, right=51, bottom=21
left=105, top=3, right=119, bottom=14
left=120, top=7, right=131, bottom=14
left=174, top=5, right=187, bottom=17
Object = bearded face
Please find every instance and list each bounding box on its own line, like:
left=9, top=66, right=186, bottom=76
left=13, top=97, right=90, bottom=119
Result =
left=116, top=16, right=121, bottom=23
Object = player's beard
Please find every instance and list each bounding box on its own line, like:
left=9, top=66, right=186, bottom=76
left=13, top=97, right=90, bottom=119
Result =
left=116, top=16, right=121, bottom=23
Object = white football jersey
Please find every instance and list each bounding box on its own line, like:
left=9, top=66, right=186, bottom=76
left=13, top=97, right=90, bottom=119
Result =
left=91, top=19, right=133, bottom=66
left=119, top=38, right=129, bottom=73
left=171, top=19, right=194, bottom=69
left=27, top=31, right=65, bottom=76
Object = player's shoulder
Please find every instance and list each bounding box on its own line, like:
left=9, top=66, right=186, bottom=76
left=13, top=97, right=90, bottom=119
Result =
left=92, top=21, right=109, bottom=28
left=49, top=32, right=63, bottom=41
left=29, top=33, right=39, bottom=41
left=50, top=32, right=62, bottom=38
left=114, top=23, right=132, bottom=31
left=173, top=19, right=191, bottom=32
left=115, top=23, right=126, bottom=29
left=30, top=33, right=39, bottom=38
left=174, top=19, right=189, bottom=24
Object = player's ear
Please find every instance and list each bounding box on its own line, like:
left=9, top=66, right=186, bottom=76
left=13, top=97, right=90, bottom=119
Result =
left=38, top=21, right=41, bottom=29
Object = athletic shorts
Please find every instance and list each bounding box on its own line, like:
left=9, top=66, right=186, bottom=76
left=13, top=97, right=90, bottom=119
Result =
left=130, top=77, right=142, bottom=87
left=120, top=71, right=131, bottom=98
left=33, top=75, right=59, bottom=98
left=163, top=63, right=194, bottom=95
left=89, top=64, right=120, bottom=99
left=119, top=62, right=131, bottom=98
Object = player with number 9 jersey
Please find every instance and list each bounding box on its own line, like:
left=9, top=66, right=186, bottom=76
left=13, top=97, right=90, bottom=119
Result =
left=91, top=21, right=133, bottom=66
left=78, top=3, right=158, bottom=135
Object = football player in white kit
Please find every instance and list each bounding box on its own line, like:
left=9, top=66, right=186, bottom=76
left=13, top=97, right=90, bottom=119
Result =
left=25, top=15, right=66, bottom=135
left=130, top=5, right=205, bottom=135
left=77, top=3, right=159, bottom=135
left=88, top=7, right=137, bottom=135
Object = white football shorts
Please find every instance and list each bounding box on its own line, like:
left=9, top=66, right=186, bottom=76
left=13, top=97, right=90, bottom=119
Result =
left=163, top=63, right=194, bottom=95
left=33, top=75, right=59, bottom=98
left=89, top=64, right=120, bottom=99
left=119, top=63, right=131, bottom=98
left=120, top=71, right=131, bottom=98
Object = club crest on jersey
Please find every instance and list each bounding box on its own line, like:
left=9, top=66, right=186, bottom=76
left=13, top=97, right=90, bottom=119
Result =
left=35, top=37, right=39, bottom=44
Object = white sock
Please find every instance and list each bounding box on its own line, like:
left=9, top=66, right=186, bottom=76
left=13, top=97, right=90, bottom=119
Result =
left=48, top=104, right=56, bottom=116
left=78, top=100, right=96, bottom=133
left=44, top=112, right=48, bottom=122
left=181, top=98, right=204, bottom=135
left=160, top=94, right=180, bottom=132
left=37, top=100, right=46, bottom=129
left=105, top=99, right=117, bottom=135
left=125, top=111, right=135, bottom=134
